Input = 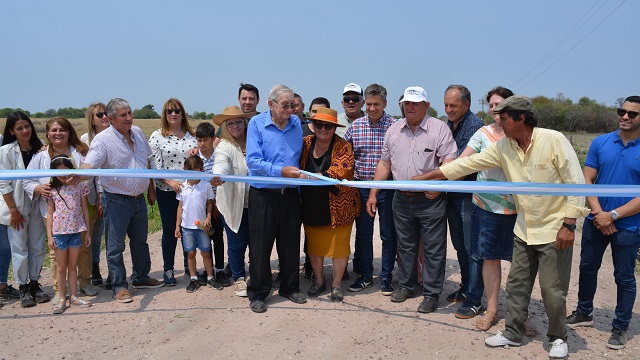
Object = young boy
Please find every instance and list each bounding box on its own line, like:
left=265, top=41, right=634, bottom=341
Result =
left=195, top=123, right=231, bottom=287
left=175, top=155, right=218, bottom=292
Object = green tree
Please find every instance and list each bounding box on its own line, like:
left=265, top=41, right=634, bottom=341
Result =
left=133, top=104, right=160, bottom=119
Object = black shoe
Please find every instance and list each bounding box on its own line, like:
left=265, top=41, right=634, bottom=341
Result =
left=19, top=284, right=36, bottom=308
left=196, top=270, right=208, bottom=286
left=216, top=271, right=232, bottom=287
left=91, top=262, right=103, bottom=287
left=330, top=287, right=344, bottom=302
left=279, top=291, right=307, bottom=304
left=207, top=277, right=223, bottom=290
left=607, top=328, right=627, bottom=350
left=308, top=279, right=327, bottom=297
left=446, top=288, right=466, bottom=303
left=566, top=310, right=593, bottom=329
left=250, top=299, right=267, bottom=313
left=29, top=280, right=50, bottom=303
left=390, top=287, right=414, bottom=303
left=223, top=263, right=232, bottom=279
left=272, top=272, right=281, bottom=288
left=417, top=296, right=439, bottom=313
left=347, top=276, right=372, bottom=292
left=186, top=279, right=201, bottom=293
left=455, top=303, right=482, bottom=318
left=0, top=285, right=20, bottom=300
left=103, top=277, right=112, bottom=290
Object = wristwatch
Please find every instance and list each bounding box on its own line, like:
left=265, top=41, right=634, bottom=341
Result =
left=562, top=222, right=576, bottom=231
left=611, top=210, right=619, bottom=221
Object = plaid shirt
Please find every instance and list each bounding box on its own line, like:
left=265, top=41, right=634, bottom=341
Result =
left=344, top=113, right=397, bottom=181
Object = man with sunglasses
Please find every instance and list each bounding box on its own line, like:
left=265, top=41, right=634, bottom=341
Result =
left=245, top=84, right=305, bottom=313
left=566, top=95, right=640, bottom=350
left=344, top=84, right=397, bottom=295
left=337, top=83, right=365, bottom=137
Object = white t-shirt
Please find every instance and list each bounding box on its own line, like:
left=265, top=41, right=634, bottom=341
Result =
left=176, top=180, right=215, bottom=229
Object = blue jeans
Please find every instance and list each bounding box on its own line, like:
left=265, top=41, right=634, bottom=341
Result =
left=447, top=195, right=484, bottom=306
left=577, top=219, right=640, bottom=331
left=353, top=187, right=397, bottom=281
left=0, top=224, right=10, bottom=284
left=223, top=209, right=250, bottom=280
left=53, top=232, right=82, bottom=250
left=103, top=191, right=153, bottom=294
left=181, top=227, right=211, bottom=252
left=156, top=188, right=187, bottom=272
left=393, top=192, right=447, bottom=298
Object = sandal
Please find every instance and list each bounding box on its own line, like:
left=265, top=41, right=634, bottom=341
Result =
left=52, top=300, right=66, bottom=315
left=475, top=311, right=497, bottom=331
left=70, top=296, right=92, bottom=307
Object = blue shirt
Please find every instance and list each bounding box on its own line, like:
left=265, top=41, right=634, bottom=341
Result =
left=585, top=131, right=640, bottom=232
left=246, top=111, right=303, bottom=189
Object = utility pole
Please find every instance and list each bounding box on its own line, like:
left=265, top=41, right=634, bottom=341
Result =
left=479, top=98, right=487, bottom=113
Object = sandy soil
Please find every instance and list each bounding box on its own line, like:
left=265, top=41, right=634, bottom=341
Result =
left=1, top=218, right=638, bottom=360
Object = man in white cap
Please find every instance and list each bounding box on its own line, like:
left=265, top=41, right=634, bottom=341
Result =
left=336, top=83, right=365, bottom=137
left=366, top=86, right=457, bottom=314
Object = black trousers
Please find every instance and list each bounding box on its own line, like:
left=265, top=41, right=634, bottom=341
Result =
left=247, top=187, right=302, bottom=301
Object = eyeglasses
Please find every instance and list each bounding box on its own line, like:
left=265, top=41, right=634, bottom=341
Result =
left=313, top=121, right=336, bottom=130
left=226, top=120, right=245, bottom=128
left=272, top=99, right=296, bottom=110
left=343, top=96, right=361, bottom=103
left=95, top=112, right=106, bottom=118
left=166, top=109, right=182, bottom=115
left=617, top=108, right=639, bottom=119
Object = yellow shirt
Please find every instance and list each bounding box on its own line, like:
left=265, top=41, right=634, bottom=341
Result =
left=441, top=127, right=590, bottom=245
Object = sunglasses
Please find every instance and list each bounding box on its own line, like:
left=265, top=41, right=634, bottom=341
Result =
left=273, top=99, right=296, bottom=110
left=95, top=112, right=107, bottom=118
left=343, top=96, right=361, bottom=103
left=313, top=121, right=336, bottom=130
left=226, top=120, right=245, bottom=128
left=166, top=109, right=182, bottom=115
left=617, top=108, right=639, bottom=119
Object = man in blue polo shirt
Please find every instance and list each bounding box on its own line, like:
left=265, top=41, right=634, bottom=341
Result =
left=566, top=95, right=640, bottom=350
left=245, top=84, right=306, bottom=313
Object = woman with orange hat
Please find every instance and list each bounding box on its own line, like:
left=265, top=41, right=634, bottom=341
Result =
left=299, top=107, right=359, bottom=302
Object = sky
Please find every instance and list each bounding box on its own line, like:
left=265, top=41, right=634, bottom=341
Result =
left=1, top=0, right=636, bottom=118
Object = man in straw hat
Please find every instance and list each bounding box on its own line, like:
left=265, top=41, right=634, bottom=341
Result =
left=245, top=84, right=306, bottom=313
left=344, top=84, right=398, bottom=296
left=416, top=95, right=589, bottom=359
left=366, top=86, right=457, bottom=312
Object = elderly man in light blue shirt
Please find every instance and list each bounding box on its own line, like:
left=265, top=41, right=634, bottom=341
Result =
left=245, top=84, right=305, bottom=313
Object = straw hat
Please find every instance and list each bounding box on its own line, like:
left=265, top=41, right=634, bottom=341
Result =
left=212, top=106, right=255, bottom=126
left=312, top=108, right=344, bottom=127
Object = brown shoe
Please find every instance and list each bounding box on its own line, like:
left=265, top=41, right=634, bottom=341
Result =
left=115, top=289, right=133, bottom=303
left=131, top=278, right=165, bottom=289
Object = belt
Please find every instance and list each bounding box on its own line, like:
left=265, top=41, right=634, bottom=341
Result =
left=259, top=188, right=295, bottom=195
left=399, top=190, right=424, bottom=197
left=108, top=192, right=144, bottom=199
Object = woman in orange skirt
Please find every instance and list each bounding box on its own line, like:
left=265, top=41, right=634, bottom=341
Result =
left=299, top=108, right=360, bottom=302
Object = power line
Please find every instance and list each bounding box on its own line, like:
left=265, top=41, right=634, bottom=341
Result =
left=517, top=0, right=627, bottom=91
left=513, top=0, right=605, bottom=87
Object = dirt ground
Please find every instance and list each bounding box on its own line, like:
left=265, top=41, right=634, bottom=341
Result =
left=1, top=218, right=638, bottom=360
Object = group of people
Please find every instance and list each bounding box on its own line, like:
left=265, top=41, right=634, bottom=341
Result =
left=0, top=81, right=638, bottom=358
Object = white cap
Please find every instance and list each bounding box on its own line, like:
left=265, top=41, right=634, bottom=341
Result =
left=343, top=83, right=363, bottom=95
left=400, top=86, right=428, bottom=103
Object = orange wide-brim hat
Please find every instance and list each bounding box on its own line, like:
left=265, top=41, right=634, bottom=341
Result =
left=312, top=107, right=344, bottom=127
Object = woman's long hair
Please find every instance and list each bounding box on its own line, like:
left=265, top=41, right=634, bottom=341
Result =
left=2, top=111, right=43, bottom=149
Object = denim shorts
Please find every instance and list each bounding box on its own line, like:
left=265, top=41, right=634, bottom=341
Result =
left=181, top=227, right=212, bottom=252
left=471, top=206, right=517, bottom=261
left=53, top=233, right=82, bottom=251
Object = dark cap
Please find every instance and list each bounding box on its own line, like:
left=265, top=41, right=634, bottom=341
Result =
left=493, top=95, right=533, bottom=113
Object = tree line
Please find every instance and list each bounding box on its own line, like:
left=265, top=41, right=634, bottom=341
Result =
left=0, top=94, right=625, bottom=133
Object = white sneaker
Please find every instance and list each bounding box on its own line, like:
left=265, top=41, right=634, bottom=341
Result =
left=548, top=339, right=568, bottom=359
left=485, top=331, right=522, bottom=347
left=234, top=277, right=248, bottom=297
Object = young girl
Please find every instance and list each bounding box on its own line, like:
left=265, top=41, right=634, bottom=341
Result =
left=47, top=155, right=92, bottom=314
left=175, top=155, right=217, bottom=293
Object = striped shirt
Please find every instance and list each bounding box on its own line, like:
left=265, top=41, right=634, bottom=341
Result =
left=344, top=113, right=396, bottom=181
left=198, top=149, right=216, bottom=197
left=85, top=125, right=152, bottom=196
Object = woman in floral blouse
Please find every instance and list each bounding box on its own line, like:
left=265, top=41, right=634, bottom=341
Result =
left=149, top=98, right=197, bottom=286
